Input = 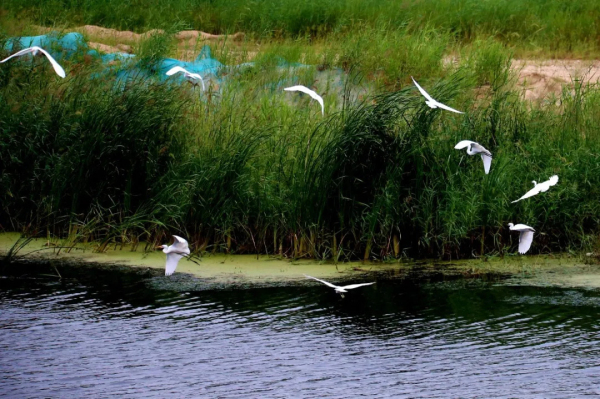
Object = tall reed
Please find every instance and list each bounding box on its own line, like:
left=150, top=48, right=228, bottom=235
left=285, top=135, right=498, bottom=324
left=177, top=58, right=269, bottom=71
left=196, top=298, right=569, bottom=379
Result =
left=1, top=35, right=600, bottom=259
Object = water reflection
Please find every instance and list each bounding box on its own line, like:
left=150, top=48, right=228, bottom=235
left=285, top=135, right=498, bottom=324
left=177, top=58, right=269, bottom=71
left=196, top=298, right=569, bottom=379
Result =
left=0, top=265, right=599, bottom=398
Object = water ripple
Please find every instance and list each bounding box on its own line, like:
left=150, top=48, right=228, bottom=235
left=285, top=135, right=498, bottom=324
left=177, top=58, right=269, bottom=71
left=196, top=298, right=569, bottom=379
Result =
left=0, top=276, right=599, bottom=398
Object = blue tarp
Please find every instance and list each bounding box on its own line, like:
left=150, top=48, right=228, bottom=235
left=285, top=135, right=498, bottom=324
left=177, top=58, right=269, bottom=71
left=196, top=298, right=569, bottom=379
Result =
left=3, top=31, right=349, bottom=96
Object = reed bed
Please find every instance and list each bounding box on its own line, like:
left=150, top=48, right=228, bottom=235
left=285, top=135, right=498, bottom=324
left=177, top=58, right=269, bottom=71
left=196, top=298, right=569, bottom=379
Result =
left=1, top=27, right=600, bottom=260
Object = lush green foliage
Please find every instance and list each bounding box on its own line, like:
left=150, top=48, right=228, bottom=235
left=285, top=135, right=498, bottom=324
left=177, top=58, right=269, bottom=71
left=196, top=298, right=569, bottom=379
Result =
left=1, top=37, right=599, bottom=259
left=3, top=0, right=600, bottom=54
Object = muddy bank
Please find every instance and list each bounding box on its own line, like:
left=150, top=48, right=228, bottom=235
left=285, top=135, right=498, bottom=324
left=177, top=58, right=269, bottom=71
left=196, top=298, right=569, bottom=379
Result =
left=513, top=59, right=600, bottom=101
left=1, top=233, right=599, bottom=290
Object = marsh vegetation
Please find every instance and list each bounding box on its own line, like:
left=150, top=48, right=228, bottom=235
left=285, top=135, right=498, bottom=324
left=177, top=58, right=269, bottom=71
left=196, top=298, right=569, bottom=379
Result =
left=1, top=1, right=600, bottom=260
left=4, top=0, right=600, bottom=57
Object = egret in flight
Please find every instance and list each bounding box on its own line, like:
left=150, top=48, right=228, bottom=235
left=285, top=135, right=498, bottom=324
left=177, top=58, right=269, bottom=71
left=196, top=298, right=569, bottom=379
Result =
left=304, top=275, right=374, bottom=297
left=166, top=66, right=205, bottom=91
left=1, top=46, right=66, bottom=78
left=508, top=223, right=535, bottom=254
left=411, top=76, right=463, bottom=114
left=284, top=85, right=324, bottom=115
left=158, top=235, right=191, bottom=276
left=454, top=140, right=493, bottom=174
left=512, top=175, right=559, bottom=203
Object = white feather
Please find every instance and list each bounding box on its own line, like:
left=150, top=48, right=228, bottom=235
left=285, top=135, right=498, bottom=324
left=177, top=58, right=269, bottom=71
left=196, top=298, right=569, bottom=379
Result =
left=455, top=140, right=493, bottom=174
left=433, top=101, right=464, bottom=114
left=166, top=66, right=205, bottom=91
left=165, top=66, right=187, bottom=76
left=1, top=46, right=66, bottom=78
left=454, top=140, right=475, bottom=150
left=411, top=76, right=463, bottom=114
left=512, top=175, right=559, bottom=203
left=171, top=235, right=189, bottom=251
left=165, top=253, right=184, bottom=276
left=510, top=223, right=535, bottom=231
left=518, top=230, right=534, bottom=254
left=508, top=223, right=535, bottom=254
left=284, top=85, right=324, bottom=115
left=304, top=275, right=338, bottom=289
left=304, top=275, right=374, bottom=293
left=481, top=154, right=492, bottom=174
left=411, top=76, right=435, bottom=102
left=161, top=235, right=191, bottom=276
left=339, top=282, right=376, bottom=290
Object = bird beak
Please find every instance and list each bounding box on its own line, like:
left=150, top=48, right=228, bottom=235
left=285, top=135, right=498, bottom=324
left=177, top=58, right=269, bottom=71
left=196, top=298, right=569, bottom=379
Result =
left=155, top=246, right=163, bottom=250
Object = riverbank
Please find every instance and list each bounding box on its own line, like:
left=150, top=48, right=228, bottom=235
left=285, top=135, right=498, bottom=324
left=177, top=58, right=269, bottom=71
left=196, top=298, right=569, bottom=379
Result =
left=2, top=233, right=600, bottom=290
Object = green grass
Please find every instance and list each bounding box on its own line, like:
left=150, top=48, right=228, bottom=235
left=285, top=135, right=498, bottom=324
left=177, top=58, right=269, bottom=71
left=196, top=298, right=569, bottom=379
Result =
left=1, top=5, right=600, bottom=260
left=2, top=0, right=600, bottom=56
left=1, top=33, right=600, bottom=261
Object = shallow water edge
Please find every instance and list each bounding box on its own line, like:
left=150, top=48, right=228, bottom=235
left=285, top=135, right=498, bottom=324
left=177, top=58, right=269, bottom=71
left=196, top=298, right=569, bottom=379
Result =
left=1, top=232, right=600, bottom=290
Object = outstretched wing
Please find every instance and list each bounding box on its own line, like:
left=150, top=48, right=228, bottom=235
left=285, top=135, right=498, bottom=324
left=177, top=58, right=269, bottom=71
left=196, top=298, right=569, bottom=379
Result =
left=454, top=140, right=475, bottom=150
left=166, top=66, right=187, bottom=76
left=432, top=100, right=464, bottom=114
left=518, top=230, right=534, bottom=254
left=37, top=47, right=66, bottom=78
left=339, top=282, right=375, bottom=290
left=0, top=47, right=36, bottom=63
left=471, top=142, right=492, bottom=157
left=284, top=85, right=324, bottom=115
left=512, top=186, right=540, bottom=203
left=165, top=253, right=184, bottom=276
left=189, top=73, right=206, bottom=91
left=481, top=154, right=492, bottom=174
left=411, top=76, right=434, bottom=102
left=1, top=47, right=65, bottom=78
left=171, top=235, right=190, bottom=254
left=304, top=274, right=338, bottom=289
left=512, top=223, right=534, bottom=231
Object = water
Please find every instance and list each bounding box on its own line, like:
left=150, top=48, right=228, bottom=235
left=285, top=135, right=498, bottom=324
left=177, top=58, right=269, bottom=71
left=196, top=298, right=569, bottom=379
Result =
left=1, top=265, right=599, bottom=398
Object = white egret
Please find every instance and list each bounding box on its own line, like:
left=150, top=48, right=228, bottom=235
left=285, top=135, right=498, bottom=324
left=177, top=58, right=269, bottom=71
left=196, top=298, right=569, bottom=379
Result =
left=454, top=140, right=493, bottom=174
left=411, top=76, right=463, bottom=114
left=284, top=85, right=324, bottom=115
left=157, top=235, right=191, bottom=276
left=0, top=46, right=66, bottom=78
left=166, top=66, right=205, bottom=91
left=508, top=223, right=535, bottom=254
left=304, top=275, right=374, bottom=297
left=512, top=175, right=559, bottom=203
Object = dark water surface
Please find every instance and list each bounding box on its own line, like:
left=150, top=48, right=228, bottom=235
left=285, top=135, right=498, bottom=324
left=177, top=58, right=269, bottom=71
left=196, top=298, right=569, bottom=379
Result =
left=1, top=265, right=599, bottom=398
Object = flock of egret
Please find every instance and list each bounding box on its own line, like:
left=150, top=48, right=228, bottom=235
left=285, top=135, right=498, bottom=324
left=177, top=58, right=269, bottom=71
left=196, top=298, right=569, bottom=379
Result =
left=408, top=77, right=558, bottom=256
left=2, top=45, right=560, bottom=288
left=452, top=135, right=557, bottom=254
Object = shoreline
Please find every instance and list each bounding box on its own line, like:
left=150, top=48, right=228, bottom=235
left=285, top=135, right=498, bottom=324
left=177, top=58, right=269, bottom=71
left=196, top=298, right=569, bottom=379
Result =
left=2, top=233, right=600, bottom=290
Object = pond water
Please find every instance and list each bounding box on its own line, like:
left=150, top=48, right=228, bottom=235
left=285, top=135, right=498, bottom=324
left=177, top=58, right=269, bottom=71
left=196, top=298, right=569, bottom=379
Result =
left=1, top=265, right=599, bottom=398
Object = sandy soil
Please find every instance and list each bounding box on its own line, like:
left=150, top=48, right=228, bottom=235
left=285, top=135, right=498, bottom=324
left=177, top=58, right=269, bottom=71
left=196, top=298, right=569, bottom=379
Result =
left=87, top=42, right=132, bottom=54
left=514, top=59, right=600, bottom=101
left=30, top=25, right=600, bottom=99
left=2, top=233, right=600, bottom=290
left=35, top=24, right=244, bottom=49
